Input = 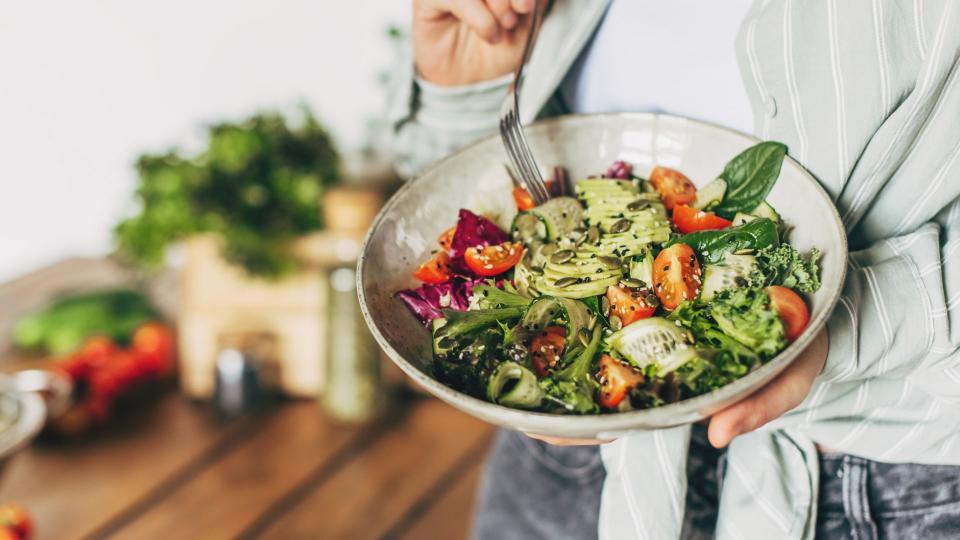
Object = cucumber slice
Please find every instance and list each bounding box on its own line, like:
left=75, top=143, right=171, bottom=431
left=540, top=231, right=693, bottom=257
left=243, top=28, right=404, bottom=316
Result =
left=607, top=317, right=693, bottom=370
left=629, top=250, right=654, bottom=288
left=700, top=253, right=758, bottom=301
left=529, top=197, right=584, bottom=240
left=510, top=197, right=584, bottom=243
left=731, top=212, right=757, bottom=227
left=486, top=362, right=544, bottom=408
left=431, top=318, right=454, bottom=356
left=519, top=296, right=592, bottom=348
left=750, top=201, right=781, bottom=223
left=511, top=212, right=548, bottom=244
left=692, top=178, right=727, bottom=210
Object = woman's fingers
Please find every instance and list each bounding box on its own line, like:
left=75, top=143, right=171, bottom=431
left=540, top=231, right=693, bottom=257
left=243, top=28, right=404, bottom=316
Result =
left=707, top=329, right=828, bottom=448
left=447, top=0, right=503, bottom=43
left=510, top=0, right=534, bottom=13
left=485, top=0, right=519, bottom=30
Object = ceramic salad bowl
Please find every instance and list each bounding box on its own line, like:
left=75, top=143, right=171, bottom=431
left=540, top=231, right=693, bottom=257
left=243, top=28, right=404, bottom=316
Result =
left=358, top=113, right=846, bottom=439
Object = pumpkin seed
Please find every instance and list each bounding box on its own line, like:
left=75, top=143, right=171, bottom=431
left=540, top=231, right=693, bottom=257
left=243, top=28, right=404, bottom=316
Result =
left=627, top=199, right=651, bottom=211
left=540, top=243, right=559, bottom=257
left=529, top=265, right=545, bottom=275
left=554, top=276, right=579, bottom=288
left=574, top=234, right=587, bottom=247
left=645, top=293, right=660, bottom=306
left=577, top=328, right=592, bottom=348
left=620, top=264, right=631, bottom=274
left=550, top=249, right=575, bottom=264
left=609, top=315, right=623, bottom=331
left=586, top=226, right=600, bottom=244
left=600, top=295, right=610, bottom=316
left=597, top=255, right=621, bottom=269
left=610, top=218, right=632, bottom=234
left=620, top=277, right=644, bottom=288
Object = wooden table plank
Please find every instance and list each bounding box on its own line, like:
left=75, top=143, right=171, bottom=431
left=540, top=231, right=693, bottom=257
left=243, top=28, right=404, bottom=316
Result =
left=0, top=394, right=239, bottom=540
left=251, top=399, right=494, bottom=540
left=105, top=400, right=368, bottom=540
left=395, top=458, right=486, bottom=540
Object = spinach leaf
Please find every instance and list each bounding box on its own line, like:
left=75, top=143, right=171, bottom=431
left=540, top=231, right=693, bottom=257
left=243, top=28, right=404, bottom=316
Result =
left=712, top=141, right=787, bottom=219
left=665, top=218, right=779, bottom=264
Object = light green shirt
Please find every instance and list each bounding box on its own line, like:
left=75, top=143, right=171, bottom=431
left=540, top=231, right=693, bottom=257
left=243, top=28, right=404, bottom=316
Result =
left=389, top=1, right=960, bottom=538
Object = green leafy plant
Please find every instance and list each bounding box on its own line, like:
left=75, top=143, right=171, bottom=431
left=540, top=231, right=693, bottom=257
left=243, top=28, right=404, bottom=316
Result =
left=115, top=108, right=340, bottom=279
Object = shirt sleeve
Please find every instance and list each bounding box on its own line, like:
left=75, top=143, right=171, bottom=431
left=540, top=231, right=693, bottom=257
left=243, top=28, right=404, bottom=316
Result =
left=387, top=60, right=511, bottom=178
left=818, top=199, right=960, bottom=401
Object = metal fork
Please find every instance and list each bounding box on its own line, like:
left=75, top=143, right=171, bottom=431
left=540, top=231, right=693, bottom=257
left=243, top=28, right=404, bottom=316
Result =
left=499, top=0, right=550, bottom=205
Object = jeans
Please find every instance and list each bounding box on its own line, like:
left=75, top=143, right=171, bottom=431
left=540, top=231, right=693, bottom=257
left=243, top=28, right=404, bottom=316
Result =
left=472, top=426, right=960, bottom=540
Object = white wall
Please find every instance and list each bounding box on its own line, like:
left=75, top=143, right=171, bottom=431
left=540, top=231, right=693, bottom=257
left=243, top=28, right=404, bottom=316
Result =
left=0, top=0, right=409, bottom=283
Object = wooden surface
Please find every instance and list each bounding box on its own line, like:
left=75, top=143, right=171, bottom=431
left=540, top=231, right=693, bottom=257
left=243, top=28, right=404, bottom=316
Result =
left=0, top=258, right=495, bottom=540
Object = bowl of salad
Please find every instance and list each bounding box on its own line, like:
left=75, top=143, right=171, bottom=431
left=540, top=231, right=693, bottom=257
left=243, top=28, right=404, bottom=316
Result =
left=359, top=113, right=846, bottom=439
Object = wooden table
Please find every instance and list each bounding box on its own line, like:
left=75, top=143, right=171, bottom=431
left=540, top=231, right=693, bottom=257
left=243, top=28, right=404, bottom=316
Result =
left=0, top=259, right=495, bottom=540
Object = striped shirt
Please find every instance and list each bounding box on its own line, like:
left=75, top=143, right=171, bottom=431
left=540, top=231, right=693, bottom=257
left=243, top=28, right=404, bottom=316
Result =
left=389, top=1, right=960, bottom=538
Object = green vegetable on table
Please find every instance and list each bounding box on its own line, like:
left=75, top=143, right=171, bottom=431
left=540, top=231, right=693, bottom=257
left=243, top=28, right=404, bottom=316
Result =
left=12, top=290, right=158, bottom=355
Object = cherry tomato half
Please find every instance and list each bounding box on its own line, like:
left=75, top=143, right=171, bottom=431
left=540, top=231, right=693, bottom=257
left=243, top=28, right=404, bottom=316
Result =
left=0, top=503, right=32, bottom=540
left=652, top=243, right=702, bottom=310
left=464, top=242, right=524, bottom=277
left=605, top=284, right=658, bottom=327
left=413, top=251, right=453, bottom=284
left=671, top=204, right=732, bottom=234
left=512, top=187, right=536, bottom=211
left=437, top=226, right=457, bottom=251
left=530, top=326, right=566, bottom=377
left=597, top=354, right=646, bottom=409
left=650, top=166, right=697, bottom=210
left=766, top=285, right=810, bottom=341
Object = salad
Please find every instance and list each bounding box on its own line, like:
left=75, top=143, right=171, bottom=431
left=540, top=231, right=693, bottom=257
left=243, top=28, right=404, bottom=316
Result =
left=396, top=142, right=821, bottom=414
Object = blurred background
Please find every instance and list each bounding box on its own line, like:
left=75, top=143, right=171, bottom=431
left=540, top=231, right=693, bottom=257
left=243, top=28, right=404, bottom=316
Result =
left=0, top=3, right=493, bottom=539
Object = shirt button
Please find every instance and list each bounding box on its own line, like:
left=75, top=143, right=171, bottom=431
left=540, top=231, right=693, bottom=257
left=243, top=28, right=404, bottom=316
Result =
left=764, top=96, right=778, bottom=118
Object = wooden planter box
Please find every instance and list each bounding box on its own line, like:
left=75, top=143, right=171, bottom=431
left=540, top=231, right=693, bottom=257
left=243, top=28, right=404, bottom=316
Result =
left=177, top=187, right=384, bottom=399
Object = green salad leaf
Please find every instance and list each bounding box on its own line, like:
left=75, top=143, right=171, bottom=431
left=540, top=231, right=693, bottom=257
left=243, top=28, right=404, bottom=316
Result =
left=437, top=307, right=524, bottom=341
left=712, top=142, right=787, bottom=219
left=667, top=218, right=780, bottom=264
left=668, top=301, right=762, bottom=394
left=540, top=325, right=602, bottom=414
left=709, top=288, right=786, bottom=357
left=473, top=282, right=533, bottom=309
